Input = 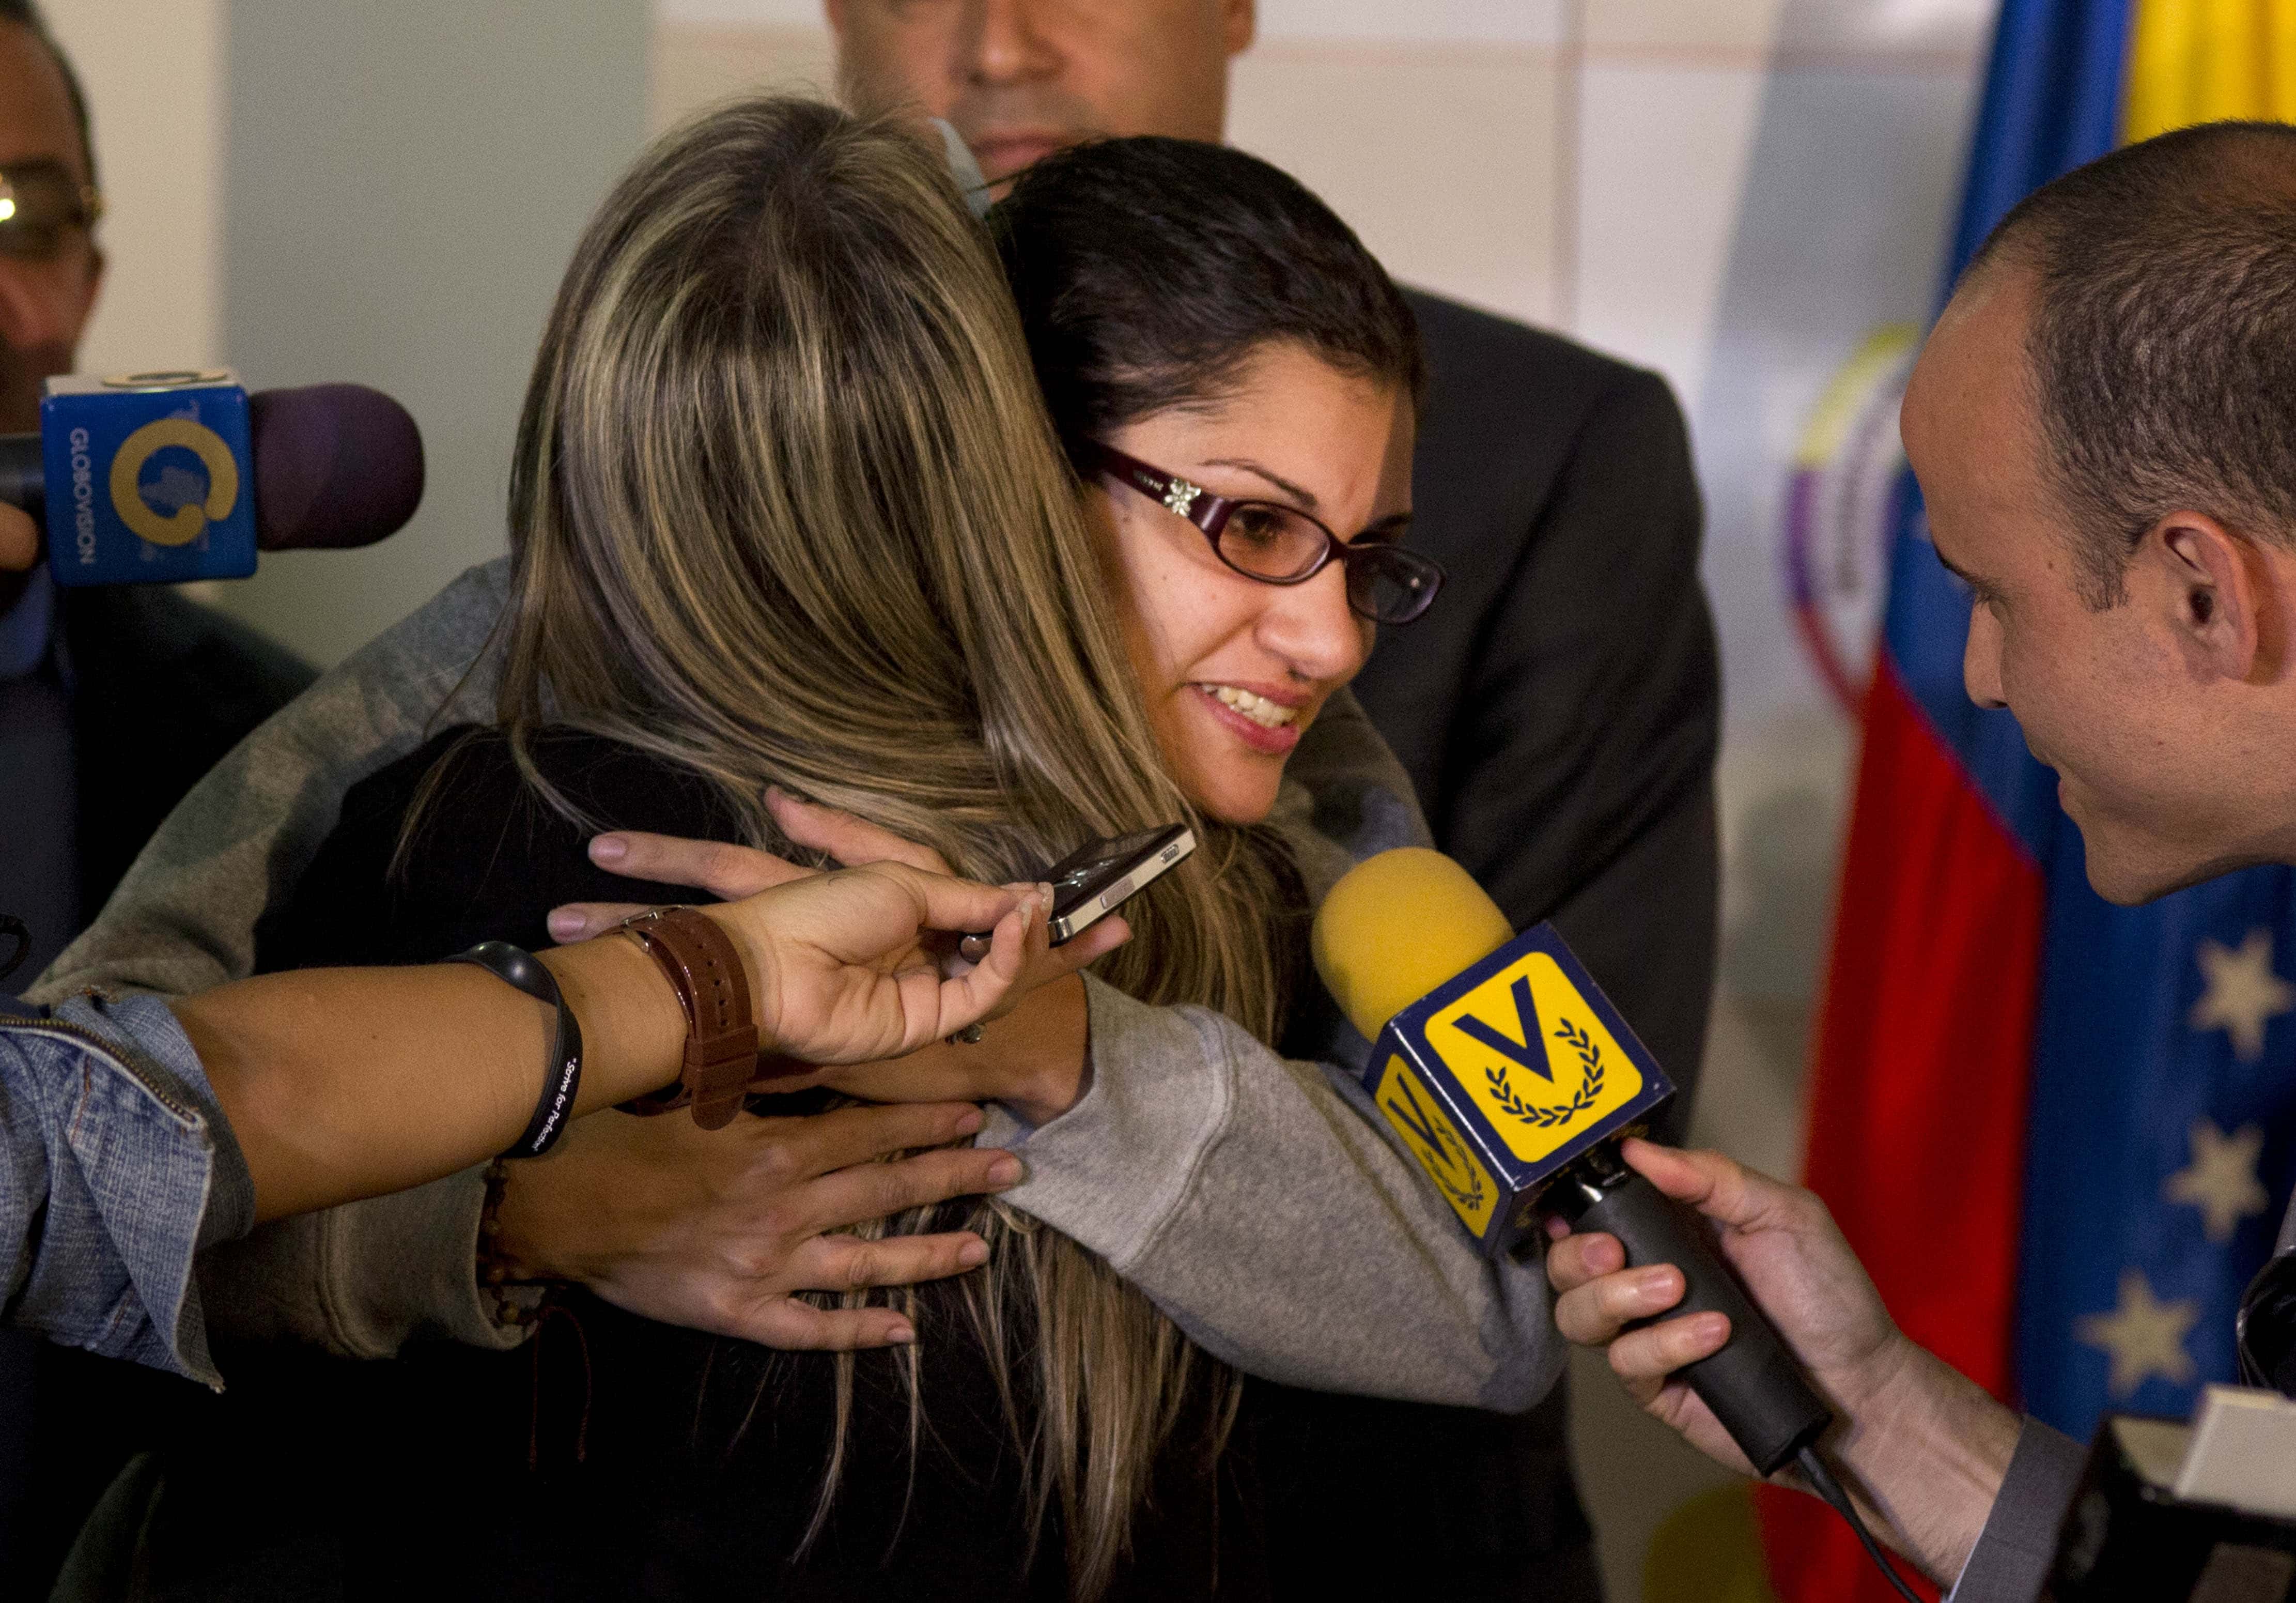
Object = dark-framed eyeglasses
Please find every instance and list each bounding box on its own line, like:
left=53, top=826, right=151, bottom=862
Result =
left=1086, top=441, right=1444, bottom=626
left=0, top=162, right=103, bottom=263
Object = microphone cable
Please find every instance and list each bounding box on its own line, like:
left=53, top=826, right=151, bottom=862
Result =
left=1796, top=1444, right=1926, bottom=1603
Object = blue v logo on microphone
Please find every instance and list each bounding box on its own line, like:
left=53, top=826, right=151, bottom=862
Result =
left=1429, top=953, right=1646, bottom=1164
left=1451, top=976, right=1552, bottom=1076
left=1372, top=1055, right=1498, bottom=1236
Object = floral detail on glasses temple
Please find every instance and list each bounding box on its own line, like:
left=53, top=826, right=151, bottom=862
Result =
left=1161, top=478, right=1203, bottom=518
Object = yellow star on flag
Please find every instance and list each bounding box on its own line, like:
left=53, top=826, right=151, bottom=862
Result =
left=2189, top=928, right=2295, bottom=1062
left=2164, top=1118, right=2271, bottom=1243
left=2075, top=1270, right=2199, bottom=1399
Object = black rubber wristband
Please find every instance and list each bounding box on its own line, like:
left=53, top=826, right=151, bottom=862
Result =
left=445, top=941, right=583, bottom=1160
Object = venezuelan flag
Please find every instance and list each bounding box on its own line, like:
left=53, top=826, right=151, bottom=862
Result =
left=1733, top=5, right=2296, bottom=1602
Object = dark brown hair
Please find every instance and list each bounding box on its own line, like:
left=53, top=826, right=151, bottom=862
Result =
left=989, top=136, right=1424, bottom=460
left=1968, top=120, right=2296, bottom=605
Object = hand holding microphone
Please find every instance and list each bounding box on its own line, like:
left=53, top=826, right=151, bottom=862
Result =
left=1314, top=849, right=1831, bottom=1469
left=1314, top=849, right=1944, bottom=1597
left=1546, top=1141, right=2029, bottom=1585
left=1546, top=1140, right=1915, bottom=1468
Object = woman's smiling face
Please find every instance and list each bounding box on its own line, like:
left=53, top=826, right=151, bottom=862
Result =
left=1087, top=341, right=1416, bottom=825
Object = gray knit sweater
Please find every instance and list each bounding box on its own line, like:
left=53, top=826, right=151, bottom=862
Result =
left=35, top=559, right=1559, bottom=1411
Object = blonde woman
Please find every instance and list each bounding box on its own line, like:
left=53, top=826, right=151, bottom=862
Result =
left=95, top=104, right=1552, bottom=1600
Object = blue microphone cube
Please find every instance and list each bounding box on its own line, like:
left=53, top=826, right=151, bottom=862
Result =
left=1361, top=923, right=1676, bottom=1258
left=41, top=369, right=257, bottom=587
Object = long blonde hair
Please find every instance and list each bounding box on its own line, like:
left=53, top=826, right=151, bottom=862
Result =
left=495, top=97, right=1297, bottom=1593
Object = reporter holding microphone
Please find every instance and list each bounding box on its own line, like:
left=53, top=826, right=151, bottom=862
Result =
left=2, top=864, right=1060, bottom=1388
left=1552, top=124, right=2296, bottom=1601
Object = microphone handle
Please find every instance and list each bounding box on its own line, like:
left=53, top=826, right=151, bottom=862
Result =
left=1565, top=1166, right=1833, bottom=1476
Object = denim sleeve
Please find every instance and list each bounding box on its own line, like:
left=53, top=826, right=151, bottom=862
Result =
left=30, top=560, right=523, bottom=1363
left=0, top=994, right=254, bottom=1388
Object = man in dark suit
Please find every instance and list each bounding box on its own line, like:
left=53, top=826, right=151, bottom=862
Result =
left=0, top=2, right=312, bottom=1583
left=824, top=2, right=1718, bottom=1595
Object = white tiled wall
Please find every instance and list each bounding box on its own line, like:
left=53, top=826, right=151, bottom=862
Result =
left=44, top=1, right=229, bottom=378
left=1572, top=57, right=1774, bottom=399
left=1231, top=41, right=1567, bottom=327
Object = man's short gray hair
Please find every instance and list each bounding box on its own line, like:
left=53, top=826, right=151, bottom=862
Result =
left=1967, top=121, right=2296, bottom=607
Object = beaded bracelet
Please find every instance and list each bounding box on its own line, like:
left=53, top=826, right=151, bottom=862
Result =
left=445, top=941, right=583, bottom=1160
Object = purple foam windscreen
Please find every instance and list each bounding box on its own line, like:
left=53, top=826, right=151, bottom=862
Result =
left=251, top=383, right=425, bottom=550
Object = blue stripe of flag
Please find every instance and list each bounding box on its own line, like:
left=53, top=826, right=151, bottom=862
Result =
left=1882, top=0, right=2132, bottom=860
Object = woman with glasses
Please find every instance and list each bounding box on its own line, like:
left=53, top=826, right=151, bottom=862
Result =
left=116, top=105, right=1544, bottom=1601
left=1001, top=135, right=1442, bottom=834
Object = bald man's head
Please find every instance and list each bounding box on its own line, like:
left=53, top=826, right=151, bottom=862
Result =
left=1959, top=121, right=2296, bottom=607
left=1900, top=124, right=2296, bottom=903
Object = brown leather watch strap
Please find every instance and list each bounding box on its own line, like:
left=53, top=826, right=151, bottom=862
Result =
left=616, top=907, right=758, bottom=1130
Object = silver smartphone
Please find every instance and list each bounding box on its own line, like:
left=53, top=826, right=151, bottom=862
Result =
left=1042, top=824, right=1196, bottom=945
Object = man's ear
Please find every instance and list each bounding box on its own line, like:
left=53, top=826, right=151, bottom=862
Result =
left=1221, top=0, right=1255, bottom=57
left=2153, top=511, right=2276, bottom=683
left=822, top=0, right=848, bottom=41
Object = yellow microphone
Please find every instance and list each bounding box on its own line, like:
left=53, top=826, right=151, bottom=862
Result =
left=1314, top=849, right=1832, bottom=1479
left=1313, top=847, right=1673, bottom=1255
